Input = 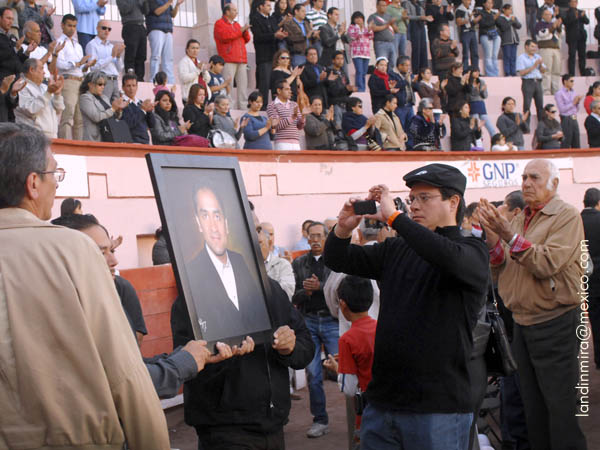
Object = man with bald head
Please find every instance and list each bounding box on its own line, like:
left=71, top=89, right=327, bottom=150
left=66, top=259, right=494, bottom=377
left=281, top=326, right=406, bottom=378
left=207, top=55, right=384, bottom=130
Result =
left=259, top=223, right=295, bottom=300
left=479, top=159, right=587, bottom=450
left=86, top=20, right=125, bottom=101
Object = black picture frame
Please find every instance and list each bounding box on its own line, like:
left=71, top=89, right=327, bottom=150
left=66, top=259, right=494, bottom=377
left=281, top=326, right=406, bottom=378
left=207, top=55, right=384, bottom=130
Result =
left=146, top=153, right=273, bottom=349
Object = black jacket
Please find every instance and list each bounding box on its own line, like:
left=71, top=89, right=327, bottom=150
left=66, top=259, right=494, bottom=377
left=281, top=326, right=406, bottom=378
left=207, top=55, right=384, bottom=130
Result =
left=496, top=15, right=521, bottom=46
left=581, top=208, right=600, bottom=290
left=250, top=10, right=280, bottom=64
left=0, top=91, right=17, bottom=122
left=318, top=22, right=348, bottom=68
left=0, top=32, right=27, bottom=82
left=292, top=251, right=332, bottom=315
left=451, top=115, right=481, bottom=150
left=585, top=115, right=600, bottom=148
left=324, top=215, right=489, bottom=413
left=121, top=101, right=155, bottom=144
left=563, top=7, right=589, bottom=43
left=171, top=278, right=314, bottom=434
left=444, top=75, right=471, bottom=114
left=182, top=103, right=211, bottom=138
left=325, top=68, right=352, bottom=106
left=300, top=62, right=328, bottom=106
left=425, top=4, right=454, bottom=42
left=368, top=73, right=389, bottom=115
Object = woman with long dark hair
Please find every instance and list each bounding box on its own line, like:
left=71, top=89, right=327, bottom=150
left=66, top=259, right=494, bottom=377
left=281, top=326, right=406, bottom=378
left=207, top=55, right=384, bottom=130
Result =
left=584, top=81, right=600, bottom=115
left=535, top=104, right=564, bottom=149
left=242, top=91, right=275, bottom=150
left=466, top=66, right=496, bottom=147
left=450, top=101, right=482, bottom=151
left=441, top=62, right=471, bottom=116
left=496, top=96, right=529, bottom=150
left=182, top=84, right=213, bottom=138
left=270, top=48, right=302, bottom=102
left=151, top=90, right=191, bottom=146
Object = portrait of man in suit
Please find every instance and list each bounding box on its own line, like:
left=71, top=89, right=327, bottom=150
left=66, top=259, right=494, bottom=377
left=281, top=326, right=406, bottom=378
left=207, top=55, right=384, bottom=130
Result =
left=185, top=184, right=272, bottom=343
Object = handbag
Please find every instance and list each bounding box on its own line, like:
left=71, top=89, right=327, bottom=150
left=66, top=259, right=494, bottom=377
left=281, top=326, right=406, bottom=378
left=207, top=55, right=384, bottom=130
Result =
left=207, top=129, right=237, bottom=148
left=173, top=134, right=210, bottom=147
left=99, top=116, right=133, bottom=143
left=484, top=272, right=518, bottom=376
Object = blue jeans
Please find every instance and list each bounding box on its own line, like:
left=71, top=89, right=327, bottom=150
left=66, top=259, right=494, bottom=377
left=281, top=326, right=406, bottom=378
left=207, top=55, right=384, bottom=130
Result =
left=304, top=314, right=339, bottom=425
left=470, top=113, right=496, bottom=137
left=291, top=53, right=307, bottom=68
left=313, top=40, right=323, bottom=57
left=395, top=32, right=407, bottom=58
left=395, top=105, right=415, bottom=134
left=353, top=57, right=369, bottom=92
left=502, top=44, right=517, bottom=76
left=78, top=32, right=95, bottom=54
left=360, top=404, right=473, bottom=450
left=460, top=30, right=479, bottom=71
left=480, top=34, right=501, bottom=76
left=374, top=40, right=397, bottom=72
left=148, top=29, right=175, bottom=84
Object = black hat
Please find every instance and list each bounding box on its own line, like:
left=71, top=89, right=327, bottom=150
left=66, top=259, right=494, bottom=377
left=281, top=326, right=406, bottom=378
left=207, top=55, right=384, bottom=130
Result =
left=403, top=163, right=467, bottom=195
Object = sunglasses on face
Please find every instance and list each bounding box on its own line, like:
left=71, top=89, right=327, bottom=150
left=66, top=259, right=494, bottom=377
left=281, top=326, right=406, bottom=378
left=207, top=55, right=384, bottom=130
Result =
left=549, top=110, right=557, bottom=113
left=280, top=55, right=290, bottom=59
left=96, top=82, right=106, bottom=86
left=101, top=26, right=112, bottom=31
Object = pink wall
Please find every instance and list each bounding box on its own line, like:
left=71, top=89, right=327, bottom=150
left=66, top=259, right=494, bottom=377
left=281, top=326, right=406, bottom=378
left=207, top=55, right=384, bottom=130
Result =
left=50, top=141, right=600, bottom=271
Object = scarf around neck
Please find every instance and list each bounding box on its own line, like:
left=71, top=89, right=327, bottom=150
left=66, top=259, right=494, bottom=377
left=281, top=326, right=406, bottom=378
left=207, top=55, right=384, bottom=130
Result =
left=374, top=69, right=390, bottom=90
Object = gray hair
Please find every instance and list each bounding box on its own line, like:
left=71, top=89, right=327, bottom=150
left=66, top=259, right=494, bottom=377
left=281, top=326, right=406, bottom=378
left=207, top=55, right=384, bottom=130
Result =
left=546, top=160, right=559, bottom=190
left=0, top=123, right=50, bottom=208
left=23, top=58, right=39, bottom=74
left=214, top=95, right=229, bottom=106
left=418, top=98, right=434, bottom=113
left=79, top=70, right=106, bottom=95
left=358, top=217, right=379, bottom=239
left=591, top=100, right=600, bottom=111
left=23, top=20, right=39, bottom=35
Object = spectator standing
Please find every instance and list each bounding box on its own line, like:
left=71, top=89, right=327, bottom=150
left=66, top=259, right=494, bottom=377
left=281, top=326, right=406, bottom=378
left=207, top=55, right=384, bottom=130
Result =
left=342, top=97, right=378, bottom=150
left=535, top=103, right=563, bottom=149
left=374, top=94, right=407, bottom=150
left=116, top=0, right=148, bottom=81
left=0, top=0, right=22, bottom=38
left=152, top=227, right=170, bottom=265
left=120, top=72, right=156, bottom=144
left=479, top=0, right=501, bottom=77
left=451, top=101, right=482, bottom=150
left=182, top=83, right=214, bottom=139
left=267, top=79, right=305, bottom=150
left=271, top=49, right=302, bottom=102
left=563, top=0, right=588, bottom=76
left=212, top=95, right=246, bottom=148
left=390, top=56, right=415, bottom=133
left=147, top=0, right=183, bottom=84
left=408, top=97, right=446, bottom=150
left=0, top=73, right=25, bottom=122
left=325, top=50, right=356, bottom=128
left=305, top=96, right=336, bottom=149
left=517, top=39, right=545, bottom=123
left=242, top=91, right=274, bottom=149
left=455, top=0, right=481, bottom=71
left=15, top=58, right=64, bottom=138
left=251, top=0, right=288, bottom=110
left=214, top=3, right=251, bottom=110
left=442, top=62, right=471, bottom=115
left=0, top=7, right=28, bottom=82
left=178, top=39, right=207, bottom=105
left=496, top=3, right=520, bottom=76
left=347, top=11, right=373, bottom=92
left=260, top=222, right=295, bottom=298
left=404, top=0, right=430, bottom=74
left=206, top=55, right=231, bottom=103
left=79, top=71, right=128, bottom=141
left=86, top=20, right=124, bottom=102
left=426, top=0, right=453, bottom=53
left=21, top=21, right=61, bottom=81
left=368, top=57, right=399, bottom=115
left=430, top=23, right=458, bottom=79
left=585, top=100, right=600, bottom=147
left=415, top=67, right=443, bottom=119
left=293, top=219, right=314, bottom=251
left=19, top=0, right=54, bottom=48
left=584, top=81, right=600, bottom=115
left=496, top=96, right=530, bottom=150
left=151, top=89, right=190, bottom=145
left=318, top=7, right=348, bottom=70
left=480, top=160, right=588, bottom=450
left=525, top=0, right=537, bottom=37
left=283, top=4, right=316, bottom=67
left=467, top=67, right=496, bottom=144
left=273, top=0, right=292, bottom=40
left=72, top=0, right=106, bottom=52
left=56, top=14, right=95, bottom=141
left=368, top=0, right=397, bottom=72
left=305, top=0, right=327, bottom=55
left=535, top=8, right=562, bottom=95
left=387, top=0, right=408, bottom=58
left=555, top=74, right=582, bottom=148
left=301, top=46, right=328, bottom=104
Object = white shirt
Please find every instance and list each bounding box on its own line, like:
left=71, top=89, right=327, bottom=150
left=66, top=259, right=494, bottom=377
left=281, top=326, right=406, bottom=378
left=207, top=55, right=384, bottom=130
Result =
left=21, top=44, right=51, bottom=79
left=15, top=79, right=64, bottom=139
left=56, top=33, right=84, bottom=77
left=205, top=244, right=240, bottom=310
left=85, top=36, right=123, bottom=77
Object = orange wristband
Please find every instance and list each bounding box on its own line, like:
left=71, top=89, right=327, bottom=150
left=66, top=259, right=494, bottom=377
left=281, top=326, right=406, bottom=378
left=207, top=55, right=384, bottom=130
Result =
left=387, top=211, right=401, bottom=227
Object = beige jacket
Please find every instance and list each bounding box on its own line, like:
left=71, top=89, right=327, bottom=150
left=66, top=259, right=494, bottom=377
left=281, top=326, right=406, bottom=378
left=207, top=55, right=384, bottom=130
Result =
left=0, top=208, right=170, bottom=450
left=265, top=253, right=295, bottom=300
left=491, top=196, right=585, bottom=326
left=374, top=109, right=407, bottom=150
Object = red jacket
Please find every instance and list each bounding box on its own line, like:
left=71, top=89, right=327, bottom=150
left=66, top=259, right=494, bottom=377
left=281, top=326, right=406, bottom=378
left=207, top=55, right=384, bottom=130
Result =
left=214, top=17, right=251, bottom=64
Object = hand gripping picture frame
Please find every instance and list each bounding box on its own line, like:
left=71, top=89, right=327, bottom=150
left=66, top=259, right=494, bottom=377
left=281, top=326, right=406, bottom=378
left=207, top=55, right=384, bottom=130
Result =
left=146, top=153, right=273, bottom=349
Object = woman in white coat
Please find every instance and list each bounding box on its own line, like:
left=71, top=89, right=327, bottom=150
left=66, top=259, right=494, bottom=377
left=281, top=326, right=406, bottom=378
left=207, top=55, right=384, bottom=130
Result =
left=178, top=39, right=211, bottom=105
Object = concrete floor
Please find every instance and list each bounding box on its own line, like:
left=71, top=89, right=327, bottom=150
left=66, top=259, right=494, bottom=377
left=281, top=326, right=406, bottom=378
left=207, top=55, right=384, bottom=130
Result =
left=167, top=356, right=600, bottom=450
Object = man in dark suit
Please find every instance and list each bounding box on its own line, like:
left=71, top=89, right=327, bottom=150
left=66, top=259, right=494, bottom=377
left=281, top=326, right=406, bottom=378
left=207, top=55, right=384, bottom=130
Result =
left=585, top=100, right=600, bottom=148
left=300, top=46, right=328, bottom=105
left=0, top=7, right=29, bottom=82
left=563, top=0, right=589, bottom=76
left=120, top=73, right=155, bottom=144
left=186, top=184, right=271, bottom=344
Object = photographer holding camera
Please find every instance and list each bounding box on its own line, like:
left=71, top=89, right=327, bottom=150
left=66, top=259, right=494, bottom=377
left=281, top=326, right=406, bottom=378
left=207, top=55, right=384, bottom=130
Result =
left=323, top=163, right=489, bottom=450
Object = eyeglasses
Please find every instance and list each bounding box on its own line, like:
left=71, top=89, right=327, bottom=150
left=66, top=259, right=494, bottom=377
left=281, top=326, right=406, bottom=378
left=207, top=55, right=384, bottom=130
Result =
left=405, top=193, right=442, bottom=206
left=101, top=26, right=112, bottom=31
left=280, top=55, right=290, bottom=59
left=423, top=107, right=433, bottom=110
left=548, top=110, right=557, bottom=113
left=38, top=167, right=66, bottom=183
left=96, top=82, right=105, bottom=86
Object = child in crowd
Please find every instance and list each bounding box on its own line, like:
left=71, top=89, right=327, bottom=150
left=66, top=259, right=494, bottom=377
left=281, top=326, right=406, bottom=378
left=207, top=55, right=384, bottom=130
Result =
left=152, top=72, right=176, bottom=96
left=491, top=133, right=515, bottom=151
left=323, top=275, right=377, bottom=450
left=207, top=55, right=231, bottom=104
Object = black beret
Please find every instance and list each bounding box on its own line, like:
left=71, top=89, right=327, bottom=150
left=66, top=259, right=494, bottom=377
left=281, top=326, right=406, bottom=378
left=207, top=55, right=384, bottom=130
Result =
left=403, top=163, right=467, bottom=195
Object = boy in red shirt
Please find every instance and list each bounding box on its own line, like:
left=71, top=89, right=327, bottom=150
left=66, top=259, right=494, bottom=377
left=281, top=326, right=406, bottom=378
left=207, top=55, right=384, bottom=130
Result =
left=324, top=275, right=377, bottom=448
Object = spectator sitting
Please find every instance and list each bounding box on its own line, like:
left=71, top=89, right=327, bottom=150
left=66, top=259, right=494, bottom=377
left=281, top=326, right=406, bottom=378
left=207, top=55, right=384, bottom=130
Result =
left=426, top=0, right=454, bottom=52
left=146, top=0, right=182, bottom=84
left=212, top=95, right=246, bottom=148
left=496, top=3, right=521, bottom=76
left=441, top=62, right=471, bottom=116
left=206, top=55, right=231, bottom=103
left=267, top=80, right=305, bottom=150
left=152, top=227, right=170, bottom=265
left=15, top=58, right=64, bottom=138
left=214, top=3, right=251, bottom=110
left=491, top=132, right=515, bottom=151
left=368, top=56, right=398, bottom=115
left=585, top=100, right=600, bottom=148
left=300, top=46, right=328, bottom=105
left=325, top=50, right=356, bottom=128
left=535, top=103, right=563, bottom=149
left=450, top=101, right=482, bottom=150
left=496, top=96, right=530, bottom=150
left=584, top=81, right=600, bottom=115
left=242, top=91, right=275, bottom=149
left=79, top=71, right=128, bottom=141
left=431, top=23, right=459, bottom=79
left=407, top=98, right=446, bottom=151
left=271, top=49, right=302, bottom=102
left=178, top=39, right=209, bottom=105
left=535, top=8, right=562, bottom=95
left=86, top=20, right=125, bottom=102
left=305, top=95, right=336, bottom=150
left=318, top=7, right=348, bottom=69
left=346, top=11, right=373, bottom=93
left=283, top=4, right=316, bottom=67
left=19, top=0, right=55, bottom=48
left=466, top=66, right=496, bottom=149
left=61, top=197, right=83, bottom=215
left=182, top=83, right=214, bottom=139
left=478, top=0, right=501, bottom=77
left=120, top=73, right=156, bottom=145
left=342, top=97, right=377, bottom=150
left=374, top=94, right=407, bottom=151
left=415, top=67, right=442, bottom=121
left=151, top=89, right=191, bottom=146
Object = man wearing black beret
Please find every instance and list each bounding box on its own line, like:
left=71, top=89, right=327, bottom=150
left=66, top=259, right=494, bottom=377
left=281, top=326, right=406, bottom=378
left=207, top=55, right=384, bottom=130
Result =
left=323, top=163, right=490, bottom=450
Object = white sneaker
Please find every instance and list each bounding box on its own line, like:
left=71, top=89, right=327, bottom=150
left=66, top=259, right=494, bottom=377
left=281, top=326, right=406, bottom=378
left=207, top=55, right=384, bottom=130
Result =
left=306, top=422, right=329, bottom=438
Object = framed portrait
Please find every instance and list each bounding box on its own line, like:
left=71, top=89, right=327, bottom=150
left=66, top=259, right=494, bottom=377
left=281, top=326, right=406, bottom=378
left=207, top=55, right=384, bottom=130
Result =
left=146, top=153, right=273, bottom=348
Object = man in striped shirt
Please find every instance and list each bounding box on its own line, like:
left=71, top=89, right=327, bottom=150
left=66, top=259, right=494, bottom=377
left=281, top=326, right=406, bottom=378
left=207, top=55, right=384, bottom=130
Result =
left=267, top=80, right=306, bottom=150
left=306, top=0, right=327, bottom=56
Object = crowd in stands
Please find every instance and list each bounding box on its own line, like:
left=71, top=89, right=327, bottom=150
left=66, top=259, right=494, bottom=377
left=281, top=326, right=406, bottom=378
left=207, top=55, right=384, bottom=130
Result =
left=1, top=0, right=600, bottom=149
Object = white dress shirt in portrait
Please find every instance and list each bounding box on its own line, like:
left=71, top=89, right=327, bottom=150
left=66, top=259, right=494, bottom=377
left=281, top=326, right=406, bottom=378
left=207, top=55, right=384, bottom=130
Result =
left=206, top=244, right=240, bottom=310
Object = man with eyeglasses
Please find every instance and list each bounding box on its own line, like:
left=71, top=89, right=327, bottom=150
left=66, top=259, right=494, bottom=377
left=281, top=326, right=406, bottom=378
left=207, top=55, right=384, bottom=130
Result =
left=72, top=0, right=108, bottom=52
left=0, top=123, right=170, bottom=449
left=86, top=20, right=125, bottom=102
left=554, top=74, right=582, bottom=149
left=323, top=163, right=489, bottom=449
